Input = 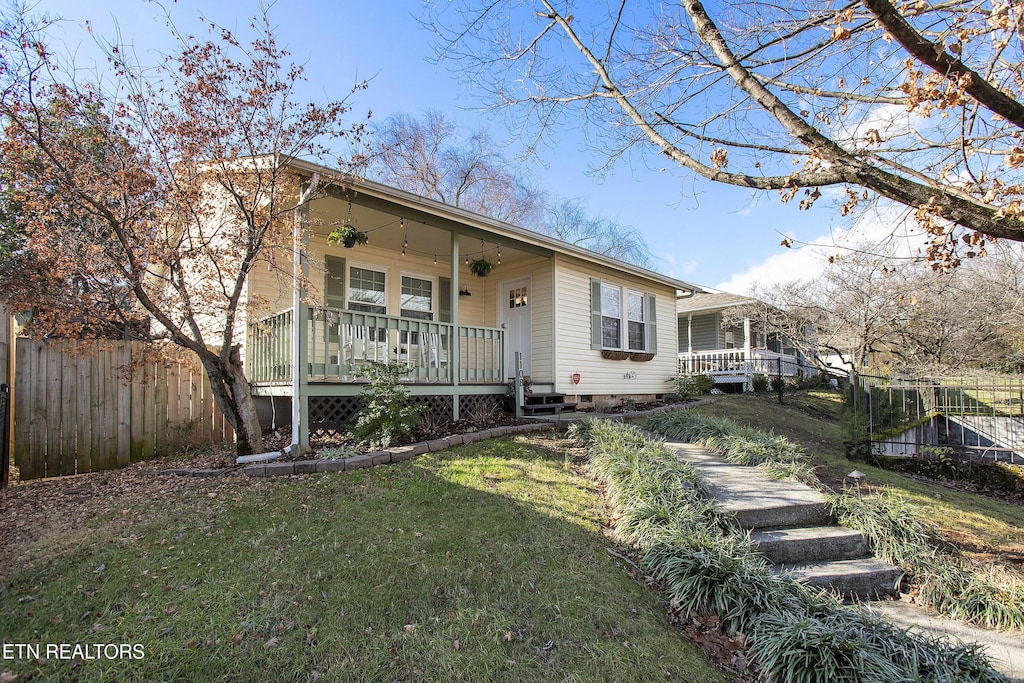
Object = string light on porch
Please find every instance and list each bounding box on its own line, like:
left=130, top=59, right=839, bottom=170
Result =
left=401, top=218, right=407, bottom=256
left=497, top=244, right=502, bottom=265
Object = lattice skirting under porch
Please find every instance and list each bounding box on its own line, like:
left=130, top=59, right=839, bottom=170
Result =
left=308, top=394, right=459, bottom=439
left=458, top=394, right=504, bottom=422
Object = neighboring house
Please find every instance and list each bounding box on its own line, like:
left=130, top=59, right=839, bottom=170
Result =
left=243, top=160, right=703, bottom=445
left=677, top=291, right=819, bottom=390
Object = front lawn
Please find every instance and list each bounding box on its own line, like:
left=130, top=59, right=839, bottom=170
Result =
left=0, top=436, right=722, bottom=682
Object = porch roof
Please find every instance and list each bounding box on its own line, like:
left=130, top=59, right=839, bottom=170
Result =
left=676, top=291, right=757, bottom=315
left=287, top=158, right=706, bottom=295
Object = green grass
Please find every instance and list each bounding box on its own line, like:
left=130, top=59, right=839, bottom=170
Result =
left=690, top=391, right=1024, bottom=560
left=0, top=436, right=723, bottom=682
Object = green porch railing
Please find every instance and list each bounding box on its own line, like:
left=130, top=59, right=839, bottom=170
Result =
left=247, top=308, right=294, bottom=383
left=459, top=325, right=505, bottom=383
left=249, top=306, right=505, bottom=385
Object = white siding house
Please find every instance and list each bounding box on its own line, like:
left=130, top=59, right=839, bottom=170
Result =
left=242, top=160, right=701, bottom=443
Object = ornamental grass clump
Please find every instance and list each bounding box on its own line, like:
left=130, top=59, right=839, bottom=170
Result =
left=828, top=490, right=1024, bottom=631
left=751, top=607, right=1004, bottom=683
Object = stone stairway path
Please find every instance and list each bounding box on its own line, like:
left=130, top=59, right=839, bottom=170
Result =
left=663, top=440, right=902, bottom=599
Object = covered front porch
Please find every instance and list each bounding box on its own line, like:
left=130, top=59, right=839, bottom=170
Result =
left=677, top=348, right=820, bottom=387
left=243, top=173, right=555, bottom=445
left=677, top=302, right=819, bottom=389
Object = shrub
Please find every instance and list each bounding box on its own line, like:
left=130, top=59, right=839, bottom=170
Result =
left=318, top=444, right=358, bottom=460
left=352, top=361, right=423, bottom=450
left=751, top=373, right=769, bottom=392
left=674, top=373, right=716, bottom=397
left=839, top=406, right=873, bottom=462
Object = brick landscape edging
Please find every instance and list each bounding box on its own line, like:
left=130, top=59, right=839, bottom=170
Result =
left=240, top=422, right=554, bottom=477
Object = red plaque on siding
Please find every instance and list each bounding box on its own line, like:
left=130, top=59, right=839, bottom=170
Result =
left=571, top=373, right=581, bottom=385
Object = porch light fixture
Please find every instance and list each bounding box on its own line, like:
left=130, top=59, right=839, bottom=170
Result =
left=459, top=287, right=472, bottom=297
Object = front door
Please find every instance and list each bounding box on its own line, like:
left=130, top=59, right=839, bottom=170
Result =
left=502, top=278, right=531, bottom=377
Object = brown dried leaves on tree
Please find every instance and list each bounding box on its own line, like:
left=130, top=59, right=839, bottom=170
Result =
left=0, top=7, right=368, bottom=454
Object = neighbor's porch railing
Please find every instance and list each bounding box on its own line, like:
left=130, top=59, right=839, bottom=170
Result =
left=247, top=307, right=504, bottom=384
left=677, top=348, right=818, bottom=378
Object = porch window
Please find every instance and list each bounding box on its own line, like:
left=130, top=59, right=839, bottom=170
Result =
left=348, top=266, right=386, bottom=314
left=400, top=275, right=433, bottom=320
left=627, top=290, right=646, bottom=351
left=601, top=283, right=622, bottom=349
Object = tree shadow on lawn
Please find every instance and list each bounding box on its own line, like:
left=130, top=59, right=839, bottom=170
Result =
left=0, top=437, right=723, bottom=683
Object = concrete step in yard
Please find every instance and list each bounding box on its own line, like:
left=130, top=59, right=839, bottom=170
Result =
left=781, top=558, right=903, bottom=599
left=750, top=525, right=870, bottom=565
left=732, top=501, right=834, bottom=531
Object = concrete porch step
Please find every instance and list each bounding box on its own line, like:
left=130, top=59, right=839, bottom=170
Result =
left=750, top=526, right=870, bottom=565
left=781, top=558, right=903, bottom=599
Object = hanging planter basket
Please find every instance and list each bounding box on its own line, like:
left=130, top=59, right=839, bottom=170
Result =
left=327, top=224, right=368, bottom=249
left=469, top=258, right=495, bottom=277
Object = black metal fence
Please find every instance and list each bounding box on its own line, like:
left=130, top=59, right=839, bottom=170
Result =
left=851, top=374, right=1024, bottom=463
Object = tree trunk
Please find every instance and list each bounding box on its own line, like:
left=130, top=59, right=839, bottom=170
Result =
left=198, top=349, right=264, bottom=456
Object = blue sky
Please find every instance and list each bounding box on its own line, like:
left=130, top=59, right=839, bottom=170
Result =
left=30, top=0, right=869, bottom=292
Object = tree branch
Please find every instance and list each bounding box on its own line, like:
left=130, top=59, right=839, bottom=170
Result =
left=862, top=0, right=1024, bottom=130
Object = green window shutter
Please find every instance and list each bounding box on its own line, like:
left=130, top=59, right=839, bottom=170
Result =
left=325, top=255, right=346, bottom=309
left=647, top=292, right=657, bottom=353
left=438, top=277, right=451, bottom=323
left=590, top=278, right=603, bottom=350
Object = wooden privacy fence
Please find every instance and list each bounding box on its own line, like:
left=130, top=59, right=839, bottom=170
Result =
left=13, top=340, right=234, bottom=480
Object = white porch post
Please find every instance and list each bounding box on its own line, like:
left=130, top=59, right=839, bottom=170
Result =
left=743, top=316, right=752, bottom=391
left=290, top=176, right=318, bottom=451
left=687, top=313, right=693, bottom=373
left=450, top=231, right=460, bottom=420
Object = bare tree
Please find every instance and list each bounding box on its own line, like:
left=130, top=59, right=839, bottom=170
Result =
left=0, top=6, right=367, bottom=455
left=757, top=243, right=1024, bottom=373
left=543, top=197, right=653, bottom=267
left=429, top=0, right=1024, bottom=267
left=372, top=110, right=545, bottom=226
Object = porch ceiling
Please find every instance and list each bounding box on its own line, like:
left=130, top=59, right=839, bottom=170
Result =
left=309, top=194, right=546, bottom=268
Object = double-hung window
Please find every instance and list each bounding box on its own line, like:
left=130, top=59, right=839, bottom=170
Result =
left=591, top=278, right=657, bottom=354
left=348, top=265, right=387, bottom=341
left=348, top=266, right=386, bottom=314
left=400, top=275, right=434, bottom=345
